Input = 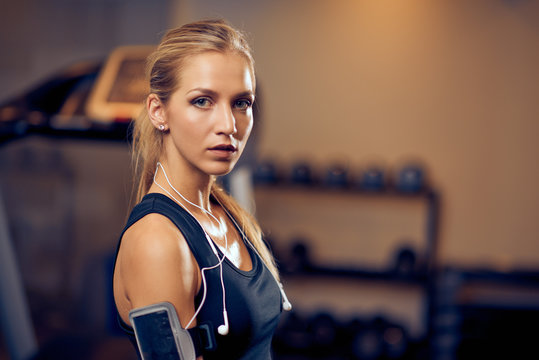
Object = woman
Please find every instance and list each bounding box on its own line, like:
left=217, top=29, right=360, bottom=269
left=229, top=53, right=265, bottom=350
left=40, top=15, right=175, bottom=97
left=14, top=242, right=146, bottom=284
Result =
left=112, top=19, right=290, bottom=359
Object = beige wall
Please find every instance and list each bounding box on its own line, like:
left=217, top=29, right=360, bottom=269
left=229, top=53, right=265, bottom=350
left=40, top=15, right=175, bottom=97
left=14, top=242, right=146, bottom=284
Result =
left=175, top=0, right=539, bottom=269
left=1, top=0, right=537, bottom=271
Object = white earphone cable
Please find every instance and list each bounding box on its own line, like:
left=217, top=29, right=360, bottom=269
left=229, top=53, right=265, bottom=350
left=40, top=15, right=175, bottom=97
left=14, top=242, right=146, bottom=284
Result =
left=152, top=162, right=290, bottom=333
left=219, top=203, right=292, bottom=311
left=153, top=162, right=228, bottom=330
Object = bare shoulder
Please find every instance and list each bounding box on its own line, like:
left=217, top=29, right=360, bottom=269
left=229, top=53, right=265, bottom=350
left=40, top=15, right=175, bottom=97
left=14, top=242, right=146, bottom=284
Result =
left=114, top=213, right=200, bottom=325
left=119, top=213, right=198, bottom=282
left=122, top=213, right=185, bottom=259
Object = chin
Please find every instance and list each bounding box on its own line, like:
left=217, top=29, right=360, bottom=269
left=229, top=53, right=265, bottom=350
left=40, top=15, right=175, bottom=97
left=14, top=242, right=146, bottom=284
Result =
left=207, top=163, right=236, bottom=177
left=212, top=170, right=233, bottom=177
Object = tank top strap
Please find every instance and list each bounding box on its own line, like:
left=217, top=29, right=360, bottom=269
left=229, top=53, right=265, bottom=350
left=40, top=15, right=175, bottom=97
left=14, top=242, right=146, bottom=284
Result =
left=121, top=192, right=218, bottom=268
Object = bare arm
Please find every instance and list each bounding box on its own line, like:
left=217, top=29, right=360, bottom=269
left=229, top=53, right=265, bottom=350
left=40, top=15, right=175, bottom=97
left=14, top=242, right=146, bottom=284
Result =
left=114, top=213, right=203, bottom=358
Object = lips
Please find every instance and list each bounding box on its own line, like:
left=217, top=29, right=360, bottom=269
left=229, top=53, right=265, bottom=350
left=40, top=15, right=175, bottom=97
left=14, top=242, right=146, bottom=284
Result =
left=209, top=144, right=237, bottom=152
left=208, top=144, right=237, bottom=160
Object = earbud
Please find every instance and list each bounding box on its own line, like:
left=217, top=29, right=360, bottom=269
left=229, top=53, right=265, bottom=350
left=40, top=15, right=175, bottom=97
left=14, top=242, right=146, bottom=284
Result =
left=217, top=310, right=229, bottom=335
left=279, top=283, right=292, bottom=311
left=154, top=163, right=292, bottom=337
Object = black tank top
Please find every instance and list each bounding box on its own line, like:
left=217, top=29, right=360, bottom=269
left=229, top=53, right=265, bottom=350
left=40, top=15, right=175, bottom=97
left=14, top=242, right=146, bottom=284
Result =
left=113, top=193, right=282, bottom=359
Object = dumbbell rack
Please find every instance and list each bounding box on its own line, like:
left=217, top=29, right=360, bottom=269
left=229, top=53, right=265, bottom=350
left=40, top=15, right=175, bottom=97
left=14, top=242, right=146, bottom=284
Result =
left=253, top=182, right=440, bottom=359
left=431, top=267, right=539, bottom=360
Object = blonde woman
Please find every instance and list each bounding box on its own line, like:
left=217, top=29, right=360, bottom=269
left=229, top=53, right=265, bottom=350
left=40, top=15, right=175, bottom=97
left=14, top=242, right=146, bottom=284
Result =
left=112, top=19, right=290, bottom=359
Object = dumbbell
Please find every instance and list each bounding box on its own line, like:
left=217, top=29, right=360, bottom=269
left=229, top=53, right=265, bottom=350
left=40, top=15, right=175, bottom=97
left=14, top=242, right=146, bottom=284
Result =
left=308, top=312, right=340, bottom=351
left=323, top=163, right=350, bottom=189
left=350, top=316, right=409, bottom=360
left=253, top=159, right=280, bottom=185
left=282, top=240, right=312, bottom=274
left=273, top=311, right=311, bottom=351
left=395, top=164, right=425, bottom=193
left=391, top=245, right=418, bottom=279
left=349, top=317, right=386, bottom=360
left=357, top=166, right=386, bottom=192
left=289, top=161, right=316, bottom=186
left=382, top=322, right=408, bottom=359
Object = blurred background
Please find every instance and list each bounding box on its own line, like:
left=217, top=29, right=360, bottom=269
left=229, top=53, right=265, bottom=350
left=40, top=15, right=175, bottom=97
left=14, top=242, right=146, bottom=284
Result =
left=1, top=0, right=538, bottom=359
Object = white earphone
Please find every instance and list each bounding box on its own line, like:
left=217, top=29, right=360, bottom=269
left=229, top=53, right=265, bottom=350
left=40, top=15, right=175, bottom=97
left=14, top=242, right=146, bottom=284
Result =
left=153, top=162, right=291, bottom=336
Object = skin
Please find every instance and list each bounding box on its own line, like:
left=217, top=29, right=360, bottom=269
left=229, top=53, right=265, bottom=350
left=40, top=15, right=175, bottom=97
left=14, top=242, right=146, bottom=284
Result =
left=113, top=51, right=256, bottom=354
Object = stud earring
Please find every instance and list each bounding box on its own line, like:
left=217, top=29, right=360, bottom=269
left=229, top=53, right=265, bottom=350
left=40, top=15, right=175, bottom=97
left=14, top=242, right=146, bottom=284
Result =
left=158, top=124, right=165, bottom=131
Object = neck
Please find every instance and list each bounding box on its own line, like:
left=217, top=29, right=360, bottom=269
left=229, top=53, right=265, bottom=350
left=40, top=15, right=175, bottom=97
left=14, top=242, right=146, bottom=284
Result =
left=152, top=161, right=228, bottom=243
left=152, top=161, right=214, bottom=212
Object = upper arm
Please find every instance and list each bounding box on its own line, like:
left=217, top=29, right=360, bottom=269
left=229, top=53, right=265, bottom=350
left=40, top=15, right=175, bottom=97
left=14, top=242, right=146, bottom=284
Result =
left=114, top=213, right=200, bottom=329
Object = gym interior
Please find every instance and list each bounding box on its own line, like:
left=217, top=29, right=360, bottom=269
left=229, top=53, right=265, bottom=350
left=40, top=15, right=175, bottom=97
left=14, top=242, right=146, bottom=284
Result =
left=1, top=1, right=538, bottom=359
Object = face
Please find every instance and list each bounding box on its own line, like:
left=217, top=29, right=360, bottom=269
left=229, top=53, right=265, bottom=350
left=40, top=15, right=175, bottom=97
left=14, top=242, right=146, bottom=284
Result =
left=150, top=51, right=255, bottom=178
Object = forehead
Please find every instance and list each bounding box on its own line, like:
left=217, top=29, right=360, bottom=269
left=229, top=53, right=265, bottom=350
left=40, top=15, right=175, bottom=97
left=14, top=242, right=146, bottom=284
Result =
left=177, top=51, right=255, bottom=94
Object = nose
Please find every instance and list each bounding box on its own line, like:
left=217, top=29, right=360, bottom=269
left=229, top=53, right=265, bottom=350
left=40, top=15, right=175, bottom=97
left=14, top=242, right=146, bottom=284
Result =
left=215, top=103, right=237, bottom=135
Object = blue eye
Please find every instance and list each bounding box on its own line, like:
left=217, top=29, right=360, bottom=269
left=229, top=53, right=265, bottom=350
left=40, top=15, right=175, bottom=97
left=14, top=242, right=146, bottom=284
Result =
left=234, top=99, right=252, bottom=110
left=192, top=97, right=212, bottom=108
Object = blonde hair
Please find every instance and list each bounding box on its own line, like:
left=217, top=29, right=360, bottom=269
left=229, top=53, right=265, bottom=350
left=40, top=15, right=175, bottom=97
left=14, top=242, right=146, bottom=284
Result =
left=131, top=19, right=279, bottom=280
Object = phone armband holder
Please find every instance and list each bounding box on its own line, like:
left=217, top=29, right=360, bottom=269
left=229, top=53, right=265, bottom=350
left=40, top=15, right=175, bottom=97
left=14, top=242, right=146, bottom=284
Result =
left=129, top=302, right=215, bottom=360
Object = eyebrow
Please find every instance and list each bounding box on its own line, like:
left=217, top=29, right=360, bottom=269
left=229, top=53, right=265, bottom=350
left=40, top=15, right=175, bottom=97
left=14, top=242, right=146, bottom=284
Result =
left=236, top=91, right=256, bottom=100
left=187, top=88, right=255, bottom=100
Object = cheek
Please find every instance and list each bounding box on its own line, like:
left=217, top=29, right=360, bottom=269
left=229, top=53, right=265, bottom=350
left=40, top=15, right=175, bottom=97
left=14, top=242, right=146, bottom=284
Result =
left=239, top=115, right=254, bottom=140
left=172, top=109, right=208, bottom=138
left=167, top=116, right=202, bottom=152
left=180, top=107, right=207, bottom=127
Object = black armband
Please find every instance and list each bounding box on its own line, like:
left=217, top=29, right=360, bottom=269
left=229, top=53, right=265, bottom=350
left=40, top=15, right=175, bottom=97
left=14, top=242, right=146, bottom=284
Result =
left=129, top=302, right=216, bottom=359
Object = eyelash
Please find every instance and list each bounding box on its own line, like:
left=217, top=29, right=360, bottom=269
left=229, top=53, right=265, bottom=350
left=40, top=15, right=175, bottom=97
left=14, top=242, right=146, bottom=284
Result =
left=191, top=97, right=253, bottom=111
left=234, top=99, right=252, bottom=110
left=192, top=97, right=212, bottom=108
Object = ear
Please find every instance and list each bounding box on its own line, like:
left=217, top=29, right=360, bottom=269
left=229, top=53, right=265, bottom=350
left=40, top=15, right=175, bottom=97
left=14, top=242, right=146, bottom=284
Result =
left=147, top=94, right=168, bottom=131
